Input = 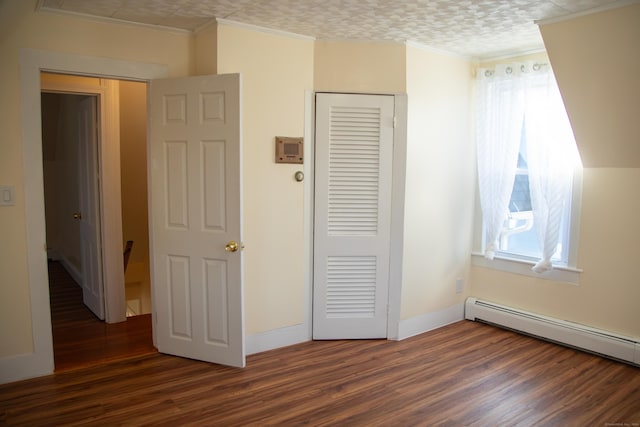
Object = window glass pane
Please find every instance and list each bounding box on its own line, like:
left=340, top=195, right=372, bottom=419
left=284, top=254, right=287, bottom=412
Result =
left=499, top=123, right=539, bottom=258
left=499, top=169, right=566, bottom=261
left=499, top=221, right=539, bottom=258
left=509, top=125, right=532, bottom=213
left=500, top=172, right=539, bottom=258
left=509, top=174, right=531, bottom=212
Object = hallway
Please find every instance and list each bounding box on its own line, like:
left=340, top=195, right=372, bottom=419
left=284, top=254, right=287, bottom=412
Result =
left=48, top=261, right=155, bottom=371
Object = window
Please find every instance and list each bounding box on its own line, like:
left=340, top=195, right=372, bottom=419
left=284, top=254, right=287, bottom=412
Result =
left=475, top=62, right=581, bottom=276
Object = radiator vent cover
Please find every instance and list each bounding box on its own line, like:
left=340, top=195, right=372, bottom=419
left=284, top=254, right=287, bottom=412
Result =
left=465, top=297, right=640, bottom=366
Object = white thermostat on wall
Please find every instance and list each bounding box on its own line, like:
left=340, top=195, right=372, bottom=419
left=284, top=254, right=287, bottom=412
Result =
left=275, top=136, right=303, bottom=164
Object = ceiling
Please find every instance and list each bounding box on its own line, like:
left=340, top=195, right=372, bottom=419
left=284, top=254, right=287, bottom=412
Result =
left=38, top=0, right=625, bottom=58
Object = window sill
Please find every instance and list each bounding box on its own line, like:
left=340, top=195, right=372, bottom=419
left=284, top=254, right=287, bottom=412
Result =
left=471, top=252, right=582, bottom=285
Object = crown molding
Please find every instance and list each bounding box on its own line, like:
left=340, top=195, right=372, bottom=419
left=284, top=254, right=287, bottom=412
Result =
left=316, top=38, right=404, bottom=46
left=194, top=19, right=218, bottom=34
left=476, top=47, right=548, bottom=63
left=405, top=40, right=472, bottom=60
left=36, top=4, right=198, bottom=35
left=216, top=18, right=315, bottom=41
left=536, top=0, right=639, bottom=26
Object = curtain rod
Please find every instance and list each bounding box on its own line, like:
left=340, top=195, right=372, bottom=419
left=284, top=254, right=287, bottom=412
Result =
left=483, top=62, right=549, bottom=77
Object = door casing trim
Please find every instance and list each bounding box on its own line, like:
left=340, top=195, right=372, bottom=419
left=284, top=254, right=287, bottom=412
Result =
left=306, top=91, right=407, bottom=340
left=8, top=48, right=167, bottom=384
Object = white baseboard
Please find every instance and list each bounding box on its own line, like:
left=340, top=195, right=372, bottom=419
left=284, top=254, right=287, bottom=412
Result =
left=396, top=303, right=465, bottom=340
left=246, top=305, right=466, bottom=354
left=48, top=249, right=82, bottom=285
left=57, top=255, right=82, bottom=286
left=466, top=297, right=640, bottom=366
left=246, top=323, right=311, bottom=356
left=0, top=351, right=54, bottom=385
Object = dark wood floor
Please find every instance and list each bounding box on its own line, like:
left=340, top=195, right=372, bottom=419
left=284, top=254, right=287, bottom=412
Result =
left=48, top=261, right=155, bottom=372
left=1, top=318, right=638, bottom=426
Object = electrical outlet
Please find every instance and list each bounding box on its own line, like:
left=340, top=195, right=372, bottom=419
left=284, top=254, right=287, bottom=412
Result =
left=0, top=186, right=15, bottom=206
left=456, top=278, right=464, bottom=294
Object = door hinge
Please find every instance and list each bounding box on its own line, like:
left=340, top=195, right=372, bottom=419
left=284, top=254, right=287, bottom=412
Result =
left=393, top=116, right=396, bottom=128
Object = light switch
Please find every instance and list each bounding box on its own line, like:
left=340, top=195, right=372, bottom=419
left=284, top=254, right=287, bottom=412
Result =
left=0, top=186, right=15, bottom=206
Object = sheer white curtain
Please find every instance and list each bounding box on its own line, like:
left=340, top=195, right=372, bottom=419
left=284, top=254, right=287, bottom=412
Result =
left=476, top=65, right=525, bottom=260
left=476, top=62, right=579, bottom=270
left=524, top=68, right=580, bottom=272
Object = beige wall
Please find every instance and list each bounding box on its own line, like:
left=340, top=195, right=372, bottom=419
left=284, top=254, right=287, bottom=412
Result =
left=119, top=81, right=151, bottom=315
left=469, top=5, right=640, bottom=338
left=539, top=3, right=640, bottom=168
left=470, top=173, right=640, bottom=336
left=314, top=41, right=406, bottom=93
left=217, top=23, right=314, bottom=334
left=471, top=169, right=640, bottom=338
left=401, top=45, right=475, bottom=319
left=195, top=22, right=217, bottom=75
left=0, top=1, right=192, bottom=358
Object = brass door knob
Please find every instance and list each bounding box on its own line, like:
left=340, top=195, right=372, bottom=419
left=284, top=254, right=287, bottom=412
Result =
left=72, top=212, right=82, bottom=220
left=225, top=241, right=239, bottom=252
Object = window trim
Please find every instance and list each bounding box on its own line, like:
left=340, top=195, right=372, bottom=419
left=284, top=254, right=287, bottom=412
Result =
left=565, top=166, right=583, bottom=269
left=471, top=251, right=582, bottom=284
left=472, top=166, right=583, bottom=284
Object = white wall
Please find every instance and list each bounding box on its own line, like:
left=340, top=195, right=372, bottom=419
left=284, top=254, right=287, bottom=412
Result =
left=195, top=22, right=217, bottom=75
left=539, top=3, right=640, bottom=168
left=314, top=40, right=406, bottom=93
left=401, top=45, right=475, bottom=322
left=217, top=23, right=315, bottom=335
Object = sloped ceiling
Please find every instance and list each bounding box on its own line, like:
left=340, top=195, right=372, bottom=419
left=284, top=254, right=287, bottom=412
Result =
left=539, top=2, right=640, bottom=167
left=39, top=0, right=624, bottom=58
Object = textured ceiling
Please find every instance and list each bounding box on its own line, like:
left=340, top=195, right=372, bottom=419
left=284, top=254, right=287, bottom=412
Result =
left=38, top=0, right=626, bottom=58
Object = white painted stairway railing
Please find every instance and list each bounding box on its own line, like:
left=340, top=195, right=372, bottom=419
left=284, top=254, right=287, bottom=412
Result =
left=465, top=297, right=640, bottom=366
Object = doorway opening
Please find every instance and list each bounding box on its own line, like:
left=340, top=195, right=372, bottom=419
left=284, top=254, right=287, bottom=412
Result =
left=40, top=73, right=155, bottom=371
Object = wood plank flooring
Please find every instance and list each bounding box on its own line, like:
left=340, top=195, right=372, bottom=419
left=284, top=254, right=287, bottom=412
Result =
left=1, top=319, right=638, bottom=426
left=48, top=261, right=155, bottom=372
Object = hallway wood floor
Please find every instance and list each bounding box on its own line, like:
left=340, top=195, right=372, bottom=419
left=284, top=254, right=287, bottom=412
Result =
left=48, top=261, right=155, bottom=372
left=1, top=318, right=639, bottom=426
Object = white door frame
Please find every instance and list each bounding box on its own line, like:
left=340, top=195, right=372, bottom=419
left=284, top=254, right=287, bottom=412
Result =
left=14, top=48, right=167, bottom=382
left=306, top=91, right=408, bottom=341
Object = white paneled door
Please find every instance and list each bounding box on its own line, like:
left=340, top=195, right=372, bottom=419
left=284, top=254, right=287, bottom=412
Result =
left=149, top=74, right=244, bottom=367
left=77, top=96, right=105, bottom=320
left=313, top=93, right=394, bottom=339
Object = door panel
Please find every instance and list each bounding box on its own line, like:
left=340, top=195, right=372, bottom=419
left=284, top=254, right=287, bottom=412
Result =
left=313, top=93, right=394, bottom=339
left=149, top=74, right=244, bottom=367
left=77, top=96, right=105, bottom=320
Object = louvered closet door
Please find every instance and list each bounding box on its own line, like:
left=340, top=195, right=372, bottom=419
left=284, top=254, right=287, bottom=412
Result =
left=313, top=93, right=394, bottom=339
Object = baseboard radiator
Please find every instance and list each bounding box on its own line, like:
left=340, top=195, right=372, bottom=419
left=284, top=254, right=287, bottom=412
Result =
left=465, top=297, right=640, bottom=366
